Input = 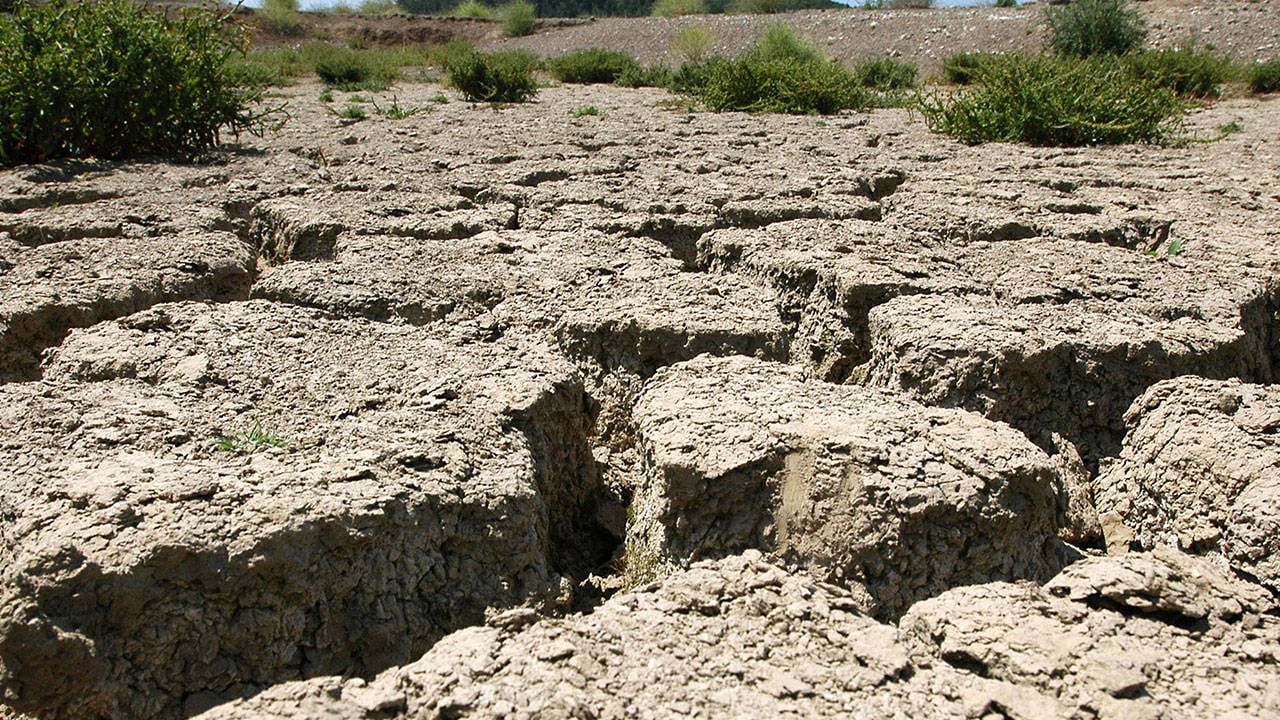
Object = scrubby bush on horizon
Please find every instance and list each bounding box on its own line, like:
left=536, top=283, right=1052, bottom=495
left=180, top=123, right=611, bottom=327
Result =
left=446, top=0, right=495, bottom=17
left=918, top=53, right=1184, bottom=147
left=1045, top=0, right=1146, bottom=57
left=550, top=48, right=642, bottom=83
left=652, top=0, right=707, bottom=15
left=685, top=23, right=865, bottom=114
left=446, top=48, right=539, bottom=101
left=499, top=0, right=536, bottom=36
left=314, top=45, right=401, bottom=90
left=0, top=0, right=266, bottom=166
left=671, top=23, right=716, bottom=62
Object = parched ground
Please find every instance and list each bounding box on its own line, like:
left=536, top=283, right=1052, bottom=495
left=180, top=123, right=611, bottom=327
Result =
left=2, top=4, right=1280, bottom=717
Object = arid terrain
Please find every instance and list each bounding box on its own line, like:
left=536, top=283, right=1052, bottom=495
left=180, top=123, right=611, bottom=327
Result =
left=2, top=3, right=1280, bottom=719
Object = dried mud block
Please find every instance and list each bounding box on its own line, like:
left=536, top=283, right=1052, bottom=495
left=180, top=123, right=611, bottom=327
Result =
left=249, top=191, right=516, bottom=264
left=629, top=354, right=1066, bottom=618
left=255, top=230, right=787, bottom=376
left=0, top=231, right=254, bottom=382
left=902, top=549, right=1280, bottom=719
left=1094, top=377, right=1280, bottom=591
left=698, top=219, right=965, bottom=381
left=195, top=553, right=972, bottom=720
left=859, top=293, right=1268, bottom=467
left=0, top=300, right=599, bottom=720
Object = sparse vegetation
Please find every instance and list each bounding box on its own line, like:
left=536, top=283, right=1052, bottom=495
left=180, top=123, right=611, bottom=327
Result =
left=338, top=103, right=369, bottom=119
left=852, top=56, right=917, bottom=90
left=918, top=53, right=1184, bottom=146
left=216, top=420, right=288, bottom=452
left=1045, top=0, right=1146, bottom=57
left=1247, top=58, right=1280, bottom=93
left=688, top=24, right=863, bottom=114
left=652, top=0, right=708, bottom=16
left=446, top=49, right=540, bottom=102
left=550, top=48, right=643, bottom=84
left=0, top=0, right=266, bottom=166
left=373, top=95, right=425, bottom=118
left=499, top=0, right=536, bottom=37
left=1124, top=45, right=1235, bottom=99
left=573, top=105, right=603, bottom=117
left=229, top=43, right=429, bottom=89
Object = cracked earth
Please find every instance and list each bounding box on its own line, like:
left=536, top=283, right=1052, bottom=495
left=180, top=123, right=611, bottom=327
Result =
left=1, top=79, right=1279, bottom=719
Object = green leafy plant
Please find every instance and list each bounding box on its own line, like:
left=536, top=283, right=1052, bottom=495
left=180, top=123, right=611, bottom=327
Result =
left=917, top=53, right=1184, bottom=146
left=1124, top=45, right=1234, bottom=98
left=616, top=63, right=672, bottom=87
left=1045, top=0, right=1146, bottom=57
left=549, top=48, right=642, bottom=84
left=499, top=0, right=536, bottom=37
left=1247, top=58, right=1280, bottom=93
left=0, top=0, right=267, bottom=166
left=216, top=420, right=288, bottom=452
left=671, top=24, right=717, bottom=63
left=319, top=87, right=335, bottom=102
left=572, top=105, right=602, bottom=117
left=446, top=49, right=539, bottom=102
left=993, top=0, right=1015, bottom=7
left=652, top=0, right=707, bottom=16
left=939, top=51, right=1001, bottom=84
left=686, top=24, right=864, bottom=114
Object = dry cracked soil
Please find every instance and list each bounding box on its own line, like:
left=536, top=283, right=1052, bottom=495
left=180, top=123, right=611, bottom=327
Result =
left=2, top=29, right=1280, bottom=720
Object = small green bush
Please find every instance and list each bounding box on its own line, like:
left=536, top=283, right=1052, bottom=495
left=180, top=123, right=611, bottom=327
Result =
left=257, top=0, right=307, bottom=35
left=446, top=49, right=539, bottom=102
left=1247, top=58, right=1280, bottom=94
left=499, top=0, right=536, bottom=37
left=1125, top=46, right=1234, bottom=99
left=918, top=54, right=1184, bottom=146
left=652, top=0, right=707, bottom=15
left=550, top=48, right=642, bottom=84
left=993, top=0, right=1015, bottom=7
left=314, top=46, right=400, bottom=90
left=671, top=24, right=716, bottom=63
left=616, top=63, right=672, bottom=88
left=1045, top=0, right=1146, bottom=57
left=939, top=51, right=1000, bottom=84
left=691, top=24, right=863, bottom=114
left=447, top=0, right=494, bottom=18
left=0, top=0, right=264, bottom=165
left=852, top=56, right=917, bottom=89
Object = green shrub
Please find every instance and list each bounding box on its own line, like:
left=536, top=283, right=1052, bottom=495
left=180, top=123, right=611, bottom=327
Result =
left=257, top=0, right=306, bottom=35
left=0, top=0, right=264, bottom=165
left=918, top=54, right=1183, bottom=146
left=499, top=0, right=536, bottom=36
left=1045, top=0, right=1146, bottom=57
left=314, top=46, right=400, bottom=90
left=852, top=56, right=917, bottom=89
left=616, top=63, right=672, bottom=87
left=993, top=0, right=1015, bottom=7
left=691, top=24, right=863, bottom=114
left=447, top=0, right=494, bottom=18
left=939, top=51, right=1000, bottom=84
left=550, top=48, right=642, bottom=84
left=572, top=105, right=602, bottom=117
left=1247, top=58, right=1280, bottom=93
left=446, top=49, right=539, bottom=102
left=671, top=24, right=716, bottom=63
left=652, top=0, right=707, bottom=15
left=1124, top=46, right=1234, bottom=99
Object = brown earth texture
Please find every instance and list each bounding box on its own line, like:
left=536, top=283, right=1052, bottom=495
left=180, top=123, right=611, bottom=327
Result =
left=3, top=1, right=1280, bottom=718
